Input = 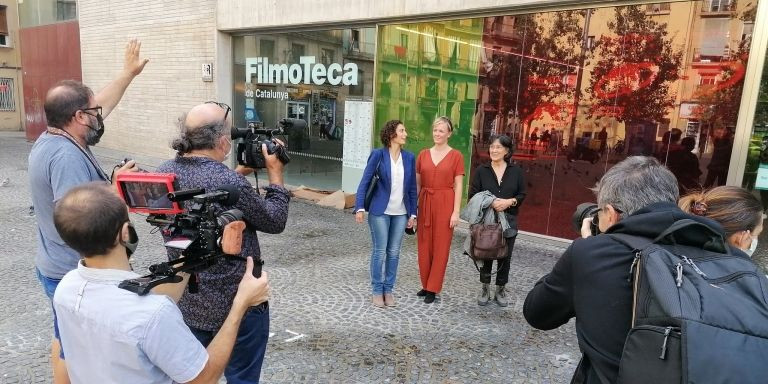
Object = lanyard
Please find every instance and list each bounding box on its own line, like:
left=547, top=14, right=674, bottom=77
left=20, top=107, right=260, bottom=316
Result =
left=46, top=127, right=110, bottom=182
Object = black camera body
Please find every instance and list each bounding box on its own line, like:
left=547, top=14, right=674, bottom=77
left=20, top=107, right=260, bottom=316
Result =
left=232, top=119, right=297, bottom=169
left=572, top=202, right=600, bottom=236
left=119, top=185, right=254, bottom=295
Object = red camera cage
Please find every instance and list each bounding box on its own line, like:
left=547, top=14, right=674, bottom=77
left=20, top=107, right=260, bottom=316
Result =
left=115, top=172, right=184, bottom=214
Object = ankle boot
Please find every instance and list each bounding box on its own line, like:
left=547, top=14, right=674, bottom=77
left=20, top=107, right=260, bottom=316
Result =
left=495, top=285, right=508, bottom=307
left=477, top=284, right=491, bottom=306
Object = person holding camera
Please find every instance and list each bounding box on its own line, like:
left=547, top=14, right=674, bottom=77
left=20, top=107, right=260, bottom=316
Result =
left=51, top=182, right=270, bottom=383
left=523, top=156, right=727, bottom=383
left=156, top=101, right=290, bottom=383
left=467, top=135, right=525, bottom=307
left=27, top=39, right=148, bottom=383
left=354, top=119, right=417, bottom=308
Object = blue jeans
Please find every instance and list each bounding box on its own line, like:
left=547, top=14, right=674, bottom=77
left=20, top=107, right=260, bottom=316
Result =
left=36, top=268, right=65, bottom=358
left=190, top=304, right=270, bottom=384
left=368, top=213, right=407, bottom=295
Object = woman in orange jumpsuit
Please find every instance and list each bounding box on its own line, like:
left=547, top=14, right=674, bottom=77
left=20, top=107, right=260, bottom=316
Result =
left=415, top=116, right=465, bottom=304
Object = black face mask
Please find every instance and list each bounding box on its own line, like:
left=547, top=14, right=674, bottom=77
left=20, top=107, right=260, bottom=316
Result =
left=120, top=222, right=139, bottom=258
left=85, top=113, right=105, bottom=146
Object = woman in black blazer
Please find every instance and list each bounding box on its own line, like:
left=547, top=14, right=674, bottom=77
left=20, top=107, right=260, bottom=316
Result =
left=354, top=120, right=418, bottom=308
left=468, top=135, right=526, bottom=307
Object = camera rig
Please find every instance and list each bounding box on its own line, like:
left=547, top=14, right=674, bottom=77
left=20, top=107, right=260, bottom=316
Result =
left=231, top=119, right=303, bottom=168
left=115, top=173, right=254, bottom=295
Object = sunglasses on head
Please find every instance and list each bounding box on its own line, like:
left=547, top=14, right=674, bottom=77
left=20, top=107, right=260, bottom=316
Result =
left=205, top=101, right=231, bottom=121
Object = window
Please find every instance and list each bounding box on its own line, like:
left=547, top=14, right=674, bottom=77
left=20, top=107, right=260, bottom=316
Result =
left=291, top=43, right=305, bottom=63
left=349, top=69, right=364, bottom=96
left=645, top=3, right=671, bottom=13
left=0, top=78, right=15, bottom=111
left=351, top=29, right=360, bottom=51
left=0, top=6, right=8, bottom=47
left=260, top=39, right=275, bottom=61
left=704, top=0, right=731, bottom=12
left=56, top=0, right=77, bottom=21
left=742, top=22, right=754, bottom=43
left=321, top=48, right=334, bottom=66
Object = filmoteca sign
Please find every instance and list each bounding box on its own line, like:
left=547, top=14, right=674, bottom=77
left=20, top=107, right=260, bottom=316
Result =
left=245, top=56, right=358, bottom=86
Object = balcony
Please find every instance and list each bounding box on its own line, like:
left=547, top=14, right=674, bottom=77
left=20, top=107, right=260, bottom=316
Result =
left=691, top=47, right=732, bottom=66
left=701, top=0, right=735, bottom=17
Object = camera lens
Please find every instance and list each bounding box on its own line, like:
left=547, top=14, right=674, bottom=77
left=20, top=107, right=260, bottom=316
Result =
left=217, top=209, right=244, bottom=227
left=572, top=203, right=600, bottom=235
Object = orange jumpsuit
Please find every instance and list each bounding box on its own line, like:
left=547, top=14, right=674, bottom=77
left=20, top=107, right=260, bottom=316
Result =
left=416, top=149, right=465, bottom=294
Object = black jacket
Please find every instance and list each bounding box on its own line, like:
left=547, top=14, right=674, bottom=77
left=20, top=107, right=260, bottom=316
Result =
left=468, top=162, right=526, bottom=217
left=523, top=202, right=725, bottom=384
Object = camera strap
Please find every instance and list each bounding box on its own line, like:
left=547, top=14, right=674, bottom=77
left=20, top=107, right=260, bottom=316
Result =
left=47, top=127, right=110, bottom=182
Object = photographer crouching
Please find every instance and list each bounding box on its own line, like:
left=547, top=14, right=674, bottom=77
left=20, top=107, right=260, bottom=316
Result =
left=156, top=101, right=290, bottom=383
left=52, top=183, right=270, bottom=383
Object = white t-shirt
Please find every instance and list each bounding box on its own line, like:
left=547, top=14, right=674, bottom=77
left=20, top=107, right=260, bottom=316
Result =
left=54, top=261, right=208, bottom=384
left=384, top=153, right=407, bottom=215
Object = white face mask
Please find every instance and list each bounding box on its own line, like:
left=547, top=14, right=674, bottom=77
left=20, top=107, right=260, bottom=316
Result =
left=746, top=237, right=758, bottom=257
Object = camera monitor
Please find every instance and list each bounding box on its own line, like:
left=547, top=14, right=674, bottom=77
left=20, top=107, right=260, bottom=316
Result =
left=115, top=173, right=184, bottom=214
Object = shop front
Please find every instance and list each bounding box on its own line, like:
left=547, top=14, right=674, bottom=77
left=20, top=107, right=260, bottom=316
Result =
left=232, top=28, right=376, bottom=191
left=226, top=0, right=767, bottom=240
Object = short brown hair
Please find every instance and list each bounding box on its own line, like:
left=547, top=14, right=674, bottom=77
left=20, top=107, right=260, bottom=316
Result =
left=380, top=119, right=403, bottom=148
left=54, top=182, right=129, bottom=257
left=44, top=80, right=94, bottom=129
left=679, top=186, right=762, bottom=238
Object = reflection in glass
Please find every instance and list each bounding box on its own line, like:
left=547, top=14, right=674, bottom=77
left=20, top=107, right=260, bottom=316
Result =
left=467, top=1, right=758, bottom=238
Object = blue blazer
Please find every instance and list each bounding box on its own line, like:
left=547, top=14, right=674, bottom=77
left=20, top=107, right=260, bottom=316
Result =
left=355, top=147, right=418, bottom=217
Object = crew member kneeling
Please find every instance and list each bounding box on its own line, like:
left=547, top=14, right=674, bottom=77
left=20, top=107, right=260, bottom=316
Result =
left=52, top=182, right=270, bottom=383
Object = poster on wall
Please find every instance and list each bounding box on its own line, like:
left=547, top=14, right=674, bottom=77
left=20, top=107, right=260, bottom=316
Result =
left=343, top=100, right=373, bottom=169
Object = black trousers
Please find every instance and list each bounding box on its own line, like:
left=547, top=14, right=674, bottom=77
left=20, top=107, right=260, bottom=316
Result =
left=479, top=236, right=515, bottom=285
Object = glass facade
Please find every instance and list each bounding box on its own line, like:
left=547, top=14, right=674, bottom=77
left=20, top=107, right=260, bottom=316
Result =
left=232, top=28, right=376, bottom=190
left=373, top=0, right=761, bottom=238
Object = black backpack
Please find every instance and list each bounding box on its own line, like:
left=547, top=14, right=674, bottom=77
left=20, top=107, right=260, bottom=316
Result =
left=609, top=219, right=768, bottom=384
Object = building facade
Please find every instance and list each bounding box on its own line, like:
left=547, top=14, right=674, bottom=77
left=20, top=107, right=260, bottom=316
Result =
left=0, top=0, right=23, bottom=132
left=78, top=0, right=768, bottom=240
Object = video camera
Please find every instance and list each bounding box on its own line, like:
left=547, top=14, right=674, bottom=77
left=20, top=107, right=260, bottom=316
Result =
left=231, top=119, right=303, bottom=168
left=115, top=173, right=255, bottom=295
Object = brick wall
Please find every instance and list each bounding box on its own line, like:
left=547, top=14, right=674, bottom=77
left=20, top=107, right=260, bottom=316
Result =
left=79, top=0, right=218, bottom=159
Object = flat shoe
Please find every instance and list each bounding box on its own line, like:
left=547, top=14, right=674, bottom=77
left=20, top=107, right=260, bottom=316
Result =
left=372, top=295, right=385, bottom=308
left=416, top=289, right=427, bottom=297
left=384, top=293, right=396, bottom=307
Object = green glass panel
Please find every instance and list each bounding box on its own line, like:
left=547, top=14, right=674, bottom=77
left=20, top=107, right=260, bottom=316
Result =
left=374, top=20, right=484, bottom=200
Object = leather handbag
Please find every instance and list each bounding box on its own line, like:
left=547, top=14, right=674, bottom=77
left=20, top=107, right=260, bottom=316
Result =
left=363, top=153, right=382, bottom=211
left=469, top=212, right=508, bottom=261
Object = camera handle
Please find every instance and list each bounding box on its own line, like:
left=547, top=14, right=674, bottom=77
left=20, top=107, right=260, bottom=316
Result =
left=118, top=253, right=213, bottom=295
left=119, top=254, right=264, bottom=295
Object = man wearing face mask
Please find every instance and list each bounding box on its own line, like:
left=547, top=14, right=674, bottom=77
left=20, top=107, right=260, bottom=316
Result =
left=52, top=183, right=271, bottom=383
left=156, top=101, right=290, bottom=383
left=523, top=156, right=730, bottom=384
left=27, top=39, right=148, bottom=383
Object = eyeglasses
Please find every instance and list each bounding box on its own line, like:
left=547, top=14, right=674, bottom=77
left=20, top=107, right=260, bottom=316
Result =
left=77, top=106, right=103, bottom=117
left=205, top=101, right=231, bottom=122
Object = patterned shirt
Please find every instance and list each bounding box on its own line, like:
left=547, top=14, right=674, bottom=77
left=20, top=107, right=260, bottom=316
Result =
left=156, top=156, right=290, bottom=330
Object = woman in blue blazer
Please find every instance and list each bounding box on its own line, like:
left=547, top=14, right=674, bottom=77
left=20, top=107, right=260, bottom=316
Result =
left=355, top=119, right=418, bottom=308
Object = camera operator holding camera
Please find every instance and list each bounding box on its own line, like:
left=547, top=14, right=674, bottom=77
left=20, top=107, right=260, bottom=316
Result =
left=522, top=156, right=727, bottom=384
left=51, top=183, right=270, bottom=383
left=27, top=39, right=148, bottom=383
left=156, top=101, right=290, bottom=383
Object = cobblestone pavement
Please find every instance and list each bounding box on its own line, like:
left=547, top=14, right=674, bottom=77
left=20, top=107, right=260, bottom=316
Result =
left=0, top=132, right=582, bottom=383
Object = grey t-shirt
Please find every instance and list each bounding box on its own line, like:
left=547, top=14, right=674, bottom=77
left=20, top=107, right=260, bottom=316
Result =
left=28, top=132, right=107, bottom=279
